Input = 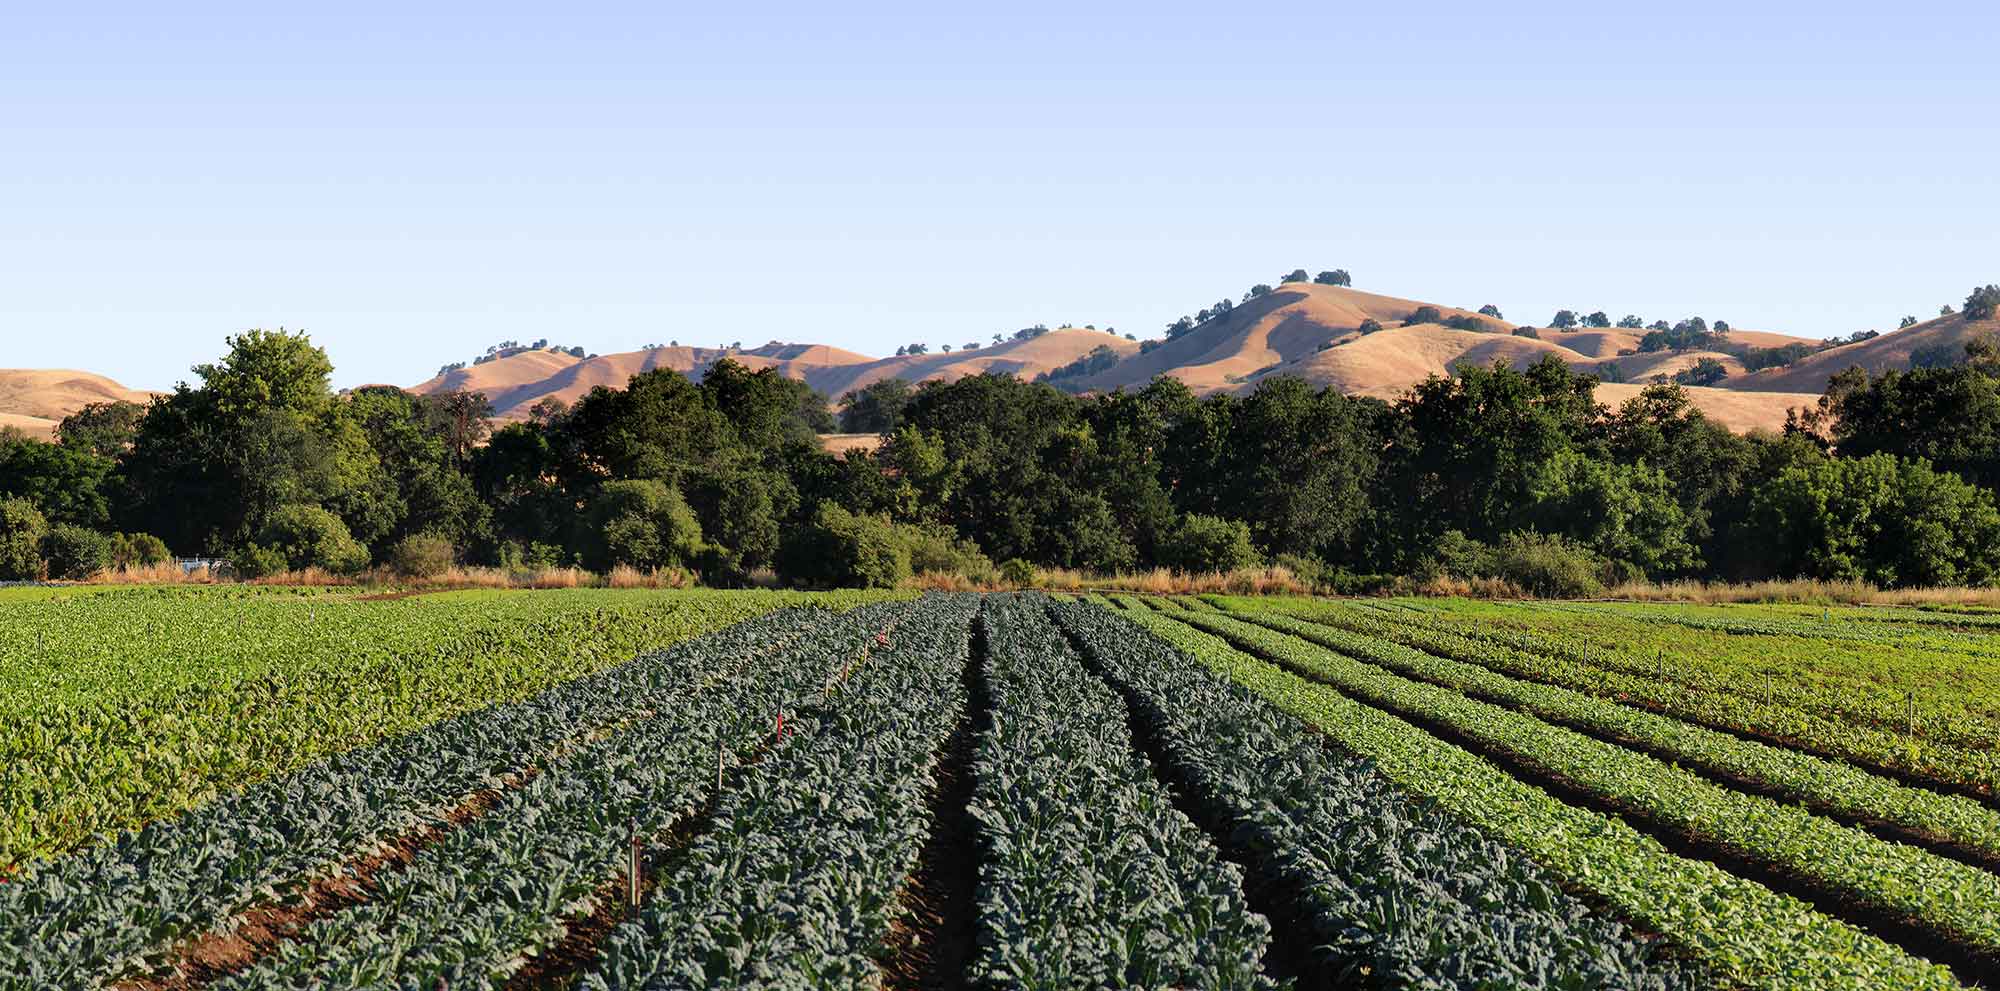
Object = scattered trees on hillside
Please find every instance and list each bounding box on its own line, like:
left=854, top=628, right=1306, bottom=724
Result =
left=1968, top=285, right=2000, bottom=321
left=1478, top=304, right=1504, bottom=318
left=1901, top=316, right=1921, bottom=329
left=1672, top=357, right=1730, bottom=387
left=838, top=378, right=914, bottom=434
left=1314, top=270, right=1352, bottom=286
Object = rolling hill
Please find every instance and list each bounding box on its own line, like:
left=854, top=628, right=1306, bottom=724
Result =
left=409, top=330, right=1142, bottom=423
left=0, top=370, right=158, bottom=441
left=14, top=285, right=1989, bottom=441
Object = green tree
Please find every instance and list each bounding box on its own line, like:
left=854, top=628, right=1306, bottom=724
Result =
left=0, top=435, right=113, bottom=527
left=1281, top=268, right=1310, bottom=283
left=57, top=401, right=145, bottom=457
left=1967, top=285, right=2000, bottom=321
left=1550, top=310, right=1579, bottom=329
left=41, top=525, right=113, bottom=581
left=776, top=503, right=910, bottom=588
left=837, top=378, right=915, bottom=434
left=0, top=498, right=48, bottom=581
left=1157, top=513, right=1260, bottom=572
left=583, top=479, right=706, bottom=572
left=1672, top=357, right=1729, bottom=386
left=1313, top=270, right=1352, bottom=287
left=251, top=504, right=370, bottom=574
left=1478, top=304, right=1504, bottom=318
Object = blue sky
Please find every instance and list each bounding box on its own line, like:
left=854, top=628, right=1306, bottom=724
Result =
left=3, top=1, right=1996, bottom=390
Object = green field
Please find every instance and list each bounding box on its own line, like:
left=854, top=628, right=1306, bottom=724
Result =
left=4, top=590, right=1998, bottom=990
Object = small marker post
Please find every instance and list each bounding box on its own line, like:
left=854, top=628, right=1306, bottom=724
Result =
left=628, top=817, right=641, bottom=909
left=716, top=734, right=725, bottom=792
left=1907, top=691, right=1917, bottom=736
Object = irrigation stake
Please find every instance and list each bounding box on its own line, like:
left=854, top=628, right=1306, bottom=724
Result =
left=627, top=817, right=641, bottom=909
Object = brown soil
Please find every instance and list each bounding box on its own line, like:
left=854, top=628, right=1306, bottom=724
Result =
left=879, top=616, right=985, bottom=991
left=113, top=775, right=530, bottom=991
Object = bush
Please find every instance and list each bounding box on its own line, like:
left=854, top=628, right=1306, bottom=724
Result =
left=256, top=504, right=371, bottom=574
left=111, top=532, right=171, bottom=568
left=1356, top=318, right=1384, bottom=335
left=584, top=479, right=705, bottom=572
left=901, top=521, right=996, bottom=583
left=389, top=533, right=457, bottom=579
left=998, top=558, right=1039, bottom=587
left=1158, top=513, right=1260, bottom=572
left=1406, top=306, right=1443, bottom=325
left=1490, top=531, right=1606, bottom=598
left=1512, top=327, right=1541, bottom=340
left=0, top=497, right=48, bottom=581
left=775, top=503, right=910, bottom=589
left=230, top=543, right=289, bottom=580
left=41, top=525, right=113, bottom=580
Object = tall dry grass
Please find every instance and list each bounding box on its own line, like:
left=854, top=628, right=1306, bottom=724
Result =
left=1012, top=565, right=1311, bottom=596
left=91, top=562, right=222, bottom=584
left=605, top=565, right=697, bottom=589
left=1604, top=578, right=2000, bottom=607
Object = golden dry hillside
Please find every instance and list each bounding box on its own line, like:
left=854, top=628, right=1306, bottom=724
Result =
left=0, top=369, right=156, bottom=441
left=1722, top=311, right=1999, bottom=394
left=412, top=330, right=1139, bottom=422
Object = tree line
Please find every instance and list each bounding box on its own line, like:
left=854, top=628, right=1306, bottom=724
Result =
left=5, top=326, right=2000, bottom=592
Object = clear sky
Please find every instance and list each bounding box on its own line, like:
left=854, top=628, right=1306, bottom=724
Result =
left=3, top=1, right=1996, bottom=390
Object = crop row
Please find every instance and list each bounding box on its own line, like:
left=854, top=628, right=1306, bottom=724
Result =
left=0, top=587, right=882, bottom=867
left=1224, top=608, right=2000, bottom=870
left=1051, top=599, right=1702, bottom=989
left=970, top=594, right=1272, bottom=989
left=1359, top=595, right=2000, bottom=754
left=1279, top=599, right=2000, bottom=800
left=1175, top=609, right=2000, bottom=979
left=580, top=592, right=981, bottom=988
left=207, top=599, right=916, bottom=989
left=1118, top=607, right=1965, bottom=991
left=0, top=602, right=888, bottom=990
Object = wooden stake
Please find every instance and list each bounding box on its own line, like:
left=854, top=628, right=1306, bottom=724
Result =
left=716, top=735, right=725, bottom=792
left=1907, top=691, right=1916, bottom=736
left=628, top=817, right=641, bottom=909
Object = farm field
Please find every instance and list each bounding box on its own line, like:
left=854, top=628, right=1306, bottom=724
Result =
left=4, top=592, right=1999, bottom=989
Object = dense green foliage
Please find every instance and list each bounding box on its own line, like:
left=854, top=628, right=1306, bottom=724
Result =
left=0, top=587, right=886, bottom=868
left=1053, top=599, right=1701, bottom=989
left=10, top=306, right=2000, bottom=589
left=1127, top=606, right=1965, bottom=991
left=971, top=595, right=1272, bottom=987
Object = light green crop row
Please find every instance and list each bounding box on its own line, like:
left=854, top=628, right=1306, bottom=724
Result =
left=1174, top=610, right=2000, bottom=977
left=1121, top=609, right=1966, bottom=991
left=1224, top=607, right=2000, bottom=869
left=1244, top=596, right=2000, bottom=801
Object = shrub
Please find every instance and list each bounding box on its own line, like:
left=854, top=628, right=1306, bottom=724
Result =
left=0, top=497, right=49, bottom=581
left=389, top=533, right=457, bottom=579
left=41, top=525, right=113, bottom=580
left=1157, top=513, right=1260, bottom=573
left=1406, top=306, right=1443, bottom=325
left=230, top=544, right=289, bottom=580
left=901, top=521, right=996, bottom=583
left=1356, top=318, right=1384, bottom=335
left=1512, top=327, right=1541, bottom=340
left=111, top=532, right=171, bottom=568
left=775, top=503, right=910, bottom=589
left=584, top=479, right=705, bottom=572
left=256, top=504, right=371, bottom=574
left=998, top=558, right=1039, bottom=587
left=1490, top=531, right=1606, bottom=598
